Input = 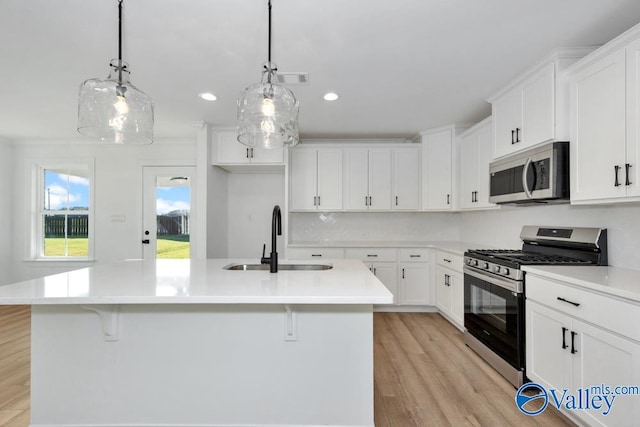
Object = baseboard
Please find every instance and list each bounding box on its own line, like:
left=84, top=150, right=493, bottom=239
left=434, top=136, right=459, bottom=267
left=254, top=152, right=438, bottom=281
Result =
left=373, top=305, right=438, bottom=313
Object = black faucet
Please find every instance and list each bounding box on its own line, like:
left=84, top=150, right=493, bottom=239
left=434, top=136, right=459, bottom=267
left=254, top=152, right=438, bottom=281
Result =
left=261, top=205, right=282, bottom=273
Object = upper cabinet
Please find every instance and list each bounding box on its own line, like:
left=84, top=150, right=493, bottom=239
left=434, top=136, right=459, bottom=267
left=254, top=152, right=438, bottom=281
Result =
left=392, top=147, right=420, bottom=210
left=344, top=148, right=392, bottom=211
left=459, top=118, right=497, bottom=210
left=568, top=24, right=640, bottom=204
left=289, top=147, right=343, bottom=211
left=421, top=126, right=458, bottom=211
left=488, top=48, right=595, bottom=160
left=211, top=129, right=284, bottom=173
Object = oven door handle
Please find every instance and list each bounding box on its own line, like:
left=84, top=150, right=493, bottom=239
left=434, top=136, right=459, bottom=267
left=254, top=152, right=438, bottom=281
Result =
left=463, top=267, right=523, bottom=294
left=522, top=157, right=534, bottom=199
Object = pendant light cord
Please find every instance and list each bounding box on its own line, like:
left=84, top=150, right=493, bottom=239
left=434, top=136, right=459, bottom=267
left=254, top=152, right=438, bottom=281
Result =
left=117, top=0, right=124, bottom=87
left=265, top=0, right=272, bottom=84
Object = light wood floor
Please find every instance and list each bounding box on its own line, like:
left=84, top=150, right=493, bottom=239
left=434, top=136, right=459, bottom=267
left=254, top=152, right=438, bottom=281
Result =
left=0, top=307, right=572, bottom=426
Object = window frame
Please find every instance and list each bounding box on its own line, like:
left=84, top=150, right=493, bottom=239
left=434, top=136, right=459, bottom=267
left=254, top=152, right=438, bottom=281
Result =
left=31, top=159, right=95, bottom=261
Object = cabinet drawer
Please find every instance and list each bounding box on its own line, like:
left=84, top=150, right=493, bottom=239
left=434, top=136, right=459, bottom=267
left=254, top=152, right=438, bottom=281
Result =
left=286, top=248, right=344, bottom=260
left=526, top=274, right=640, bottom=342
left=435, top=251, right=463, bottom=271
left=399, top=248, right=431, bottom=262
left=345, top=248, right=397, bottom=262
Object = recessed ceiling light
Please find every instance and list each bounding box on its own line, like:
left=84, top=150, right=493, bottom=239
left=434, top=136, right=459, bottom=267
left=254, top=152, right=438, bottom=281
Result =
left=199, top=92, right=217, bottom=101
left=323, top=92, right=339, bottom=101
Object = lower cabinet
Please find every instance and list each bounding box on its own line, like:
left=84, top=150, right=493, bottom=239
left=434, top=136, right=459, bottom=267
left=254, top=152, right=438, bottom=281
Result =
left=398, top=262, right=431, bottom=305
left=367, top=262, right=398, bottom=298
left=435, top=265, right=464, bottom=329
left=526, top=277, right=640, bottom=426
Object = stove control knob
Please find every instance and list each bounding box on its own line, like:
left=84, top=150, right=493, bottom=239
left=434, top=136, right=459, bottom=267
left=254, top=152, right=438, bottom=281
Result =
left=466, top=259, right=472, bottom=265
left=473, top=260, right=479, bottom=267
left=493, top=266, right=501, bottom=273
left=483, top=262, right=489, bottom=269
left=503, top=268, right=510, bottom=276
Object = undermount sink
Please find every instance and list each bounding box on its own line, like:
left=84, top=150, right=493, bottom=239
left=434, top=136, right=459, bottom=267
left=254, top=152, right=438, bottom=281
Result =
left=223, top=263, right=333, bottom=271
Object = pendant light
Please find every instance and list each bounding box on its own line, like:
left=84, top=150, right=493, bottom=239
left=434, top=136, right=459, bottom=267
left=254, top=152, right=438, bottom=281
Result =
left=237, top=0, right=300, bottom=149
left=77, top=0, right=154, bottom=144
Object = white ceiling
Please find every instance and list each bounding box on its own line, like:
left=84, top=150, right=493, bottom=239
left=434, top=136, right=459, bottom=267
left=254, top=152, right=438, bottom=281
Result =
left=2, top=0, right=640, bottom=142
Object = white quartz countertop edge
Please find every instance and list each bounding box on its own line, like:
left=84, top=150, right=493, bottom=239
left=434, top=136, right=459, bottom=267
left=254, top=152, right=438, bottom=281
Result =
left=522, top=265, right=640, bottom=304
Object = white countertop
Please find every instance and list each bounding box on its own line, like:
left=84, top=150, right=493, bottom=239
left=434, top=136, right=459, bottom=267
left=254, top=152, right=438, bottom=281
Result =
left=0, top=259, right=393, bottom=305
left=523, top=265, right=640, bottom=303
left=288, top=240, right=493, bottom=256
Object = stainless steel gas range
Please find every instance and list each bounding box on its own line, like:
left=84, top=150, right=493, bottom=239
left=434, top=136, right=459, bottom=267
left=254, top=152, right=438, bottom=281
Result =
left=463, top=226, right=608, bottom=387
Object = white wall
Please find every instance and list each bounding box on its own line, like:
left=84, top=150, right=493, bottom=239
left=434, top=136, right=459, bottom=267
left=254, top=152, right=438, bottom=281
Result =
left=460, top=203, right=640, bottom=269
left=289, top=212, right=461, bottom=243
left=11, top=140, right=197, bottom=282
left=227, top=173, right=285, bottom=258
left=0, top=140, right=13, bottom=285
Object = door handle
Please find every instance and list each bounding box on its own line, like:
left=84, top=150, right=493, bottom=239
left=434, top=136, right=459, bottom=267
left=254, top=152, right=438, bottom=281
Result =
left=522, top=157, right=533, bottom=199
left=615, top=165, right=621, bottom=187
left=571, top=331, right=578, bottom=354
left=626, top=163, right=632, bottom=186
left=562, top=327, right=568, bottom=350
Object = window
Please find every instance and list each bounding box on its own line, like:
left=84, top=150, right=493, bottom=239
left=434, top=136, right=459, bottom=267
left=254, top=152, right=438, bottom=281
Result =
left=34, top=162, right=94, bottom=259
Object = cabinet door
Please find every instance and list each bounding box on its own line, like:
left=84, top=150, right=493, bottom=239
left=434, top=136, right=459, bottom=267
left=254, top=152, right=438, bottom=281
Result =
left=392, top=147, right=420, bottom=210
left=344, top=148, right=370, bottom=210
left=492, top=91, right=521, bottom=158
left=289, top=149, right=318, bottom=211
left=398, top=263, right=431, bottom=305
left=526, top=300, right=573, bottom=393
left=435, top=266, right=451, bottom=313
left=474, top=123, right=497, bottom=208
left=251, top=146, right=284, bottom=163
left=368, top=148, right=392, bottom=210
left=626, top=38, right=640, bottom=198
left=317, top=148, right=343, bottom=210
left=449, top=270, right=464, bottom=328
left=371, top=262, right=398, bottom=303
left=422, top=129, right=453, bottom=210
left=521, top=63, right=555, bottom=148
left=459, top=133, right=478, bottom=210
left=571, top=48, right=627, bottom=202
left=572, top=320, right=640, bottom=427
left=216, top=131, right=250, bottom=164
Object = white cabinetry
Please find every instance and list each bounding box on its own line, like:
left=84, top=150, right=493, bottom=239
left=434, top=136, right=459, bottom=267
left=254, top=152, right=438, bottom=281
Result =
left=286, top=247, right=345, bottom=260
left=434, top=251, right=464, bottom=330
left=397, top=249, right=431, bottom=305
left=526, top=274, right=640, bottom=426
left=344, top=148, right=392, bottom=210
left=421, top=126, right=457, bottom=211
left=212, top=130, right=284, bottom=172
left=569, top=29, right=640, bottom=204
left=289, top=147, right=343, bottom=211
left=345, top=248, right=398, bottom=302
left=459, top=118, right=497, bottom=210
left=489, top=49, right=593, bottom=159
left=392, top=147, right=420, bottom=210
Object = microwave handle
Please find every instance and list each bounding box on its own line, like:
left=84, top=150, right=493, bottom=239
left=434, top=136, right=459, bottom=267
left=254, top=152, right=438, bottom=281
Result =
left=522, top=157, right=533, bottom=199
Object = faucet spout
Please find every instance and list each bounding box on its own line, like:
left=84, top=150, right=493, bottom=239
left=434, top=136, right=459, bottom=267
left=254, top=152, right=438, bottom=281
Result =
left=261, top=205, right=282, bottom=273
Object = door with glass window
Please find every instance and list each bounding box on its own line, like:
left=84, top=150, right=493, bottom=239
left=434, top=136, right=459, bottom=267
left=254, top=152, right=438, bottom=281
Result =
left=142, top=166, right=196, bottom=260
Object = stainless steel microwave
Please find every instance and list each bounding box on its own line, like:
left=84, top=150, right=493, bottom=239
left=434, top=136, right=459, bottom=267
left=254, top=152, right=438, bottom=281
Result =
left=489, top=142, right=569, bottom=204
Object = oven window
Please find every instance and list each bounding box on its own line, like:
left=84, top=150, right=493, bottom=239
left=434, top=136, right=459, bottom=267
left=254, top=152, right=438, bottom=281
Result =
left=469, top=284, right=509, bottom=333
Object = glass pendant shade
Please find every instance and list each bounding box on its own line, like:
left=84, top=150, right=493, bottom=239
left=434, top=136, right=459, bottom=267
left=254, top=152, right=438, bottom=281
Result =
left=78, top=59, right=154, bottom=144
left=237, top=62, right=300, bottom=149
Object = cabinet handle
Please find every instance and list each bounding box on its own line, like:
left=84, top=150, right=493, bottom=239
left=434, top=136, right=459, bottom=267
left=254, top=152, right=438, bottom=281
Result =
left=561, top=327, right=568, bottom=350
left=410, top=254, right=421, bottom=258
left=443, top=258, right=451, bottom=263
left=365, top=196, right=369, bottom=206
left=446, top=194, right=450, bottom=205
left=251, top=148, right=254, bottom=158
left=615, top=165, right=621, bottom=187
left=317, top=196, right=320, bottom=206
left=367, top=254, right=378, bottom=258
left=571, top=331, right=578, bottom=354
left=369, top=196, right=372, bottom=206
left=626, top=163, right=632, bottom=186
left=373, top=267, right=377, bottom=275
left=246, top=148, right=250, bottom=159
left=473, top=191, right=478, bottom=203
left=511, top=130, right=516, bottom=144
left=313, top=196, right=317, bottom=206
left=516, top=128, right=521, bottom=143
left=445, top=274, right=450, bottom=286
left=557, top=297, right=580, bottom=307
left=395, top=196, right=398, bottom=206
left=311, top=254, right=322, bottom=257
left=402, top=268, right=405, bottom=279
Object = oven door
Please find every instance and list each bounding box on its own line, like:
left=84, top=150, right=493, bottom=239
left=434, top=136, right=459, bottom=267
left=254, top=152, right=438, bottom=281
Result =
left=464, top=268, right=525, bottom=370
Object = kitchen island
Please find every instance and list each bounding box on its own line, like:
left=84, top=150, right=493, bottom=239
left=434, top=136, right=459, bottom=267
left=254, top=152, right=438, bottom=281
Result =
left=0, top=259, right=392, bottom=427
